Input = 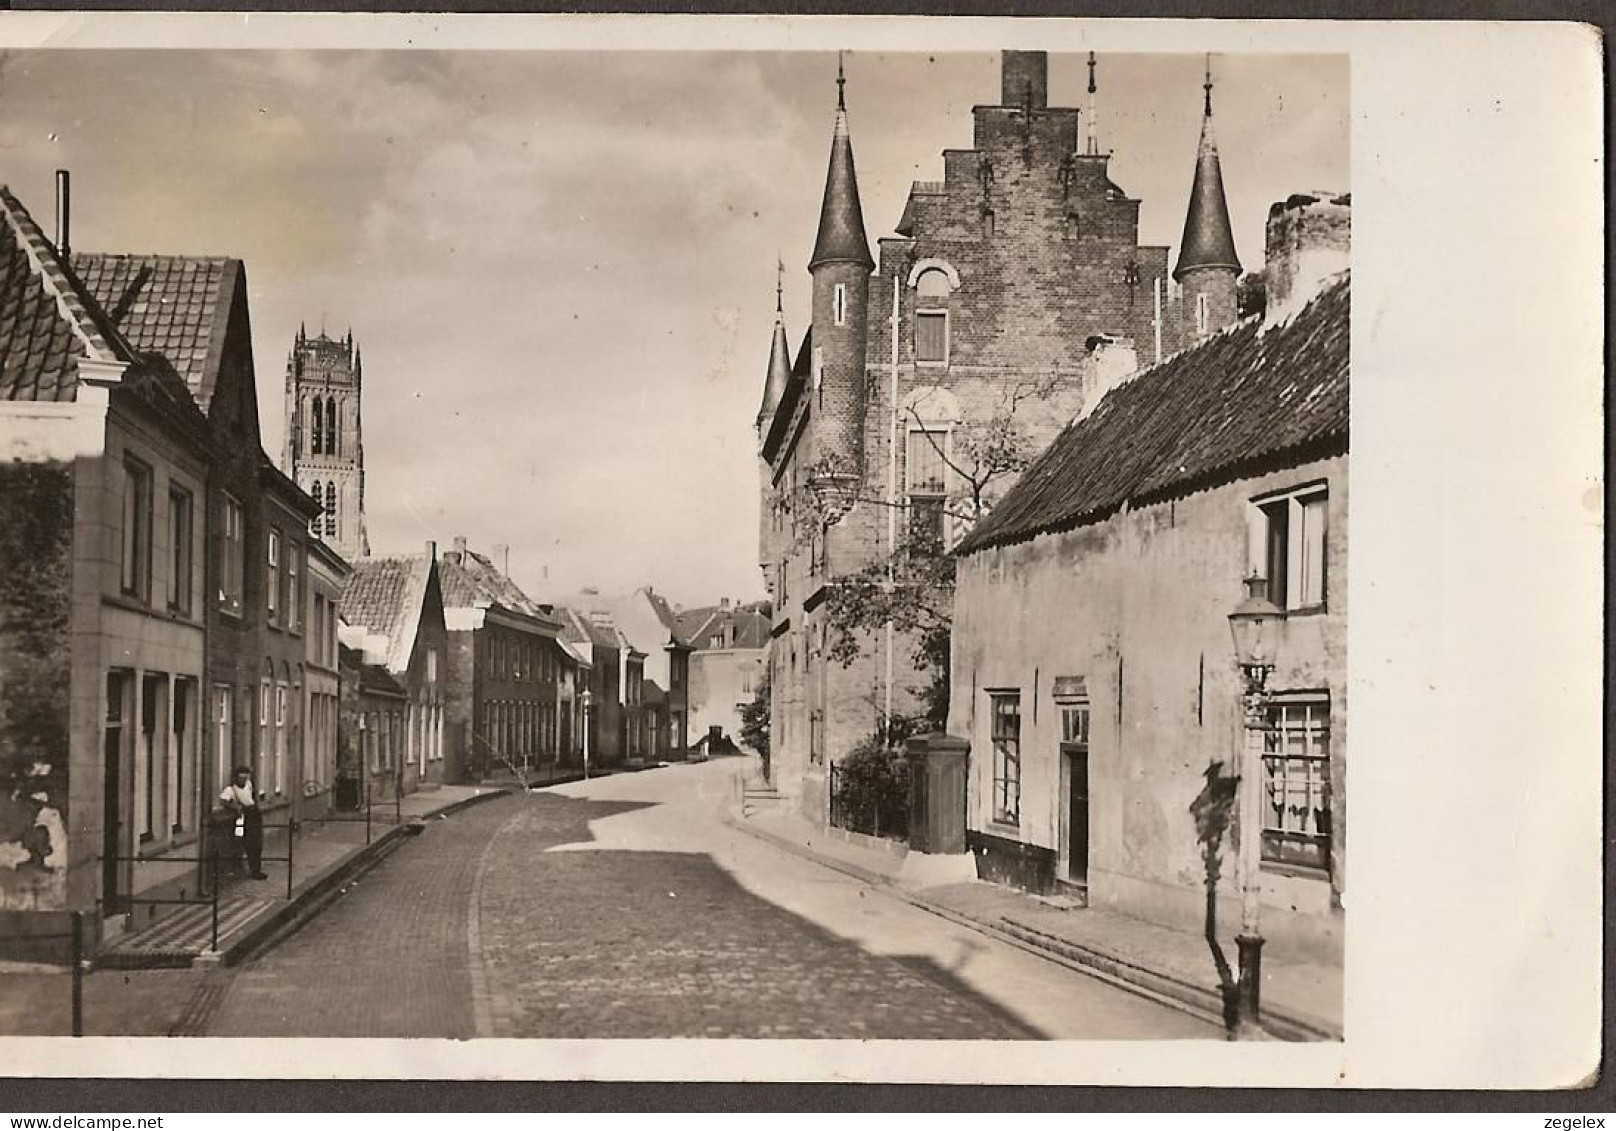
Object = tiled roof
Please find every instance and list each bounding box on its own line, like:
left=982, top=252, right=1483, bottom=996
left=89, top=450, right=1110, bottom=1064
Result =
left=71, top=252, right=237, bottom=411
left=675, top=605, right=771, bottom=651
left=556, top=605, right=620, bottom=650
left=339, top=554, right=433, bottom=675
left=1174, top=110, right=1241, bottom=279
left=808, top=102, right=875, bottom=272
left=0, top=187, right=130, bottom=403
left=957, top=274, right=1349, bottom=556
left=438, top=549, right=559, bottom=630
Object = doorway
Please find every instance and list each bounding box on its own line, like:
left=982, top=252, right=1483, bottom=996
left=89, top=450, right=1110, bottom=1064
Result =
left=1057, top=696, right=1091, bottom=890
left=102, top=672, right=131, bottom=914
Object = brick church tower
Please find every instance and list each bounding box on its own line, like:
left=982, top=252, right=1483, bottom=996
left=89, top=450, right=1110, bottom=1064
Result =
left=283, top=325, right=370, bottom=562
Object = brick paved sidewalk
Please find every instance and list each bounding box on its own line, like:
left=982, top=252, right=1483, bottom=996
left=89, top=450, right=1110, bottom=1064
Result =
left=736, top=805, right=1342, bottom=1041
left=0, top=784, right=514, bottom=1035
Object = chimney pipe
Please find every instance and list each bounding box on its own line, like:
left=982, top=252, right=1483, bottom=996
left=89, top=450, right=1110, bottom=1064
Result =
left=453, top=535, right=468, bottom=560
left=494, top=543, right=509, bottom=574
left=425, top=539, right=438, bottom=561
left=54, top=170, right=70, bottom=258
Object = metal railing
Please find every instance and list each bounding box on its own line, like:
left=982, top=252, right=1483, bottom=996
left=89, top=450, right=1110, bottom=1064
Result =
left=0, top=913, right=88, bottom=1035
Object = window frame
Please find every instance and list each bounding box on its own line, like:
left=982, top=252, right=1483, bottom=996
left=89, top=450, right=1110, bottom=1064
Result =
left=220, top=494, right=245, bottom=616
left=988, top=690, right=1022, bottom=827
left=1259, top=692, right=1333, bottom=878
left=1251, top=482, right=1330, bottom=613
left=905, top=426, right=952, bottom=550
left=120, top=456, right=154, bottom=602
left=914, top=309, right=949, bottom=367
left=832, top=282, right=847, bottom=327
left=266, top=527, right=281, bottom=623
left=167, top=484, right=193, bottom=615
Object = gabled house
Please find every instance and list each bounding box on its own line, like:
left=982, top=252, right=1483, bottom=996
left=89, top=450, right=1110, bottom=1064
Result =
left=947, top=194, right=1349, bottom=963
left=608, top=587, right=693, bottom=759
left=674, top=599, right=770, bottom=753
left=339, top=547, right=449, bottom=798
left=0, top=185, right=214, bottom=954
left=437, top=538, right=571, bottom=782
left=555, top=605, right=623, bottom=770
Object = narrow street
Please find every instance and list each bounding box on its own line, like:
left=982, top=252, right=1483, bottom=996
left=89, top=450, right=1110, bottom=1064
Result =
left=194, top=761, right=1218, bottom=1039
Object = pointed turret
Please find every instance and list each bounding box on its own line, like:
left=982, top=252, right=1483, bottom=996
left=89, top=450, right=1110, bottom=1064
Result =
left=1174, top=56, right=1241, bottom=338
left=756, top=260, right=792, bottom=432
left=807, top=58, right=875, bottom=273
left=805, top=56, right=874, bottom=513
left=1174, top=57, right=1241, bottom=280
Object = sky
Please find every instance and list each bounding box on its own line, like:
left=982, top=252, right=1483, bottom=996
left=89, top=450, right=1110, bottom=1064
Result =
left=0, top=48, right=1347, bottom=611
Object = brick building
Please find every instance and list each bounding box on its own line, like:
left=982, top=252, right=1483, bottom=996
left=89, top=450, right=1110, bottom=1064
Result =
left=755, top=53, right=1241, bottom=821
left=438, top=539, right=572, bottom=782
left=303, top=537, right=348, bottom=817
left=339, top=549, right=449, bottom=798
left=282, top=326, right=369, bottom=563
left=948, top=196, right=1349, bottom=962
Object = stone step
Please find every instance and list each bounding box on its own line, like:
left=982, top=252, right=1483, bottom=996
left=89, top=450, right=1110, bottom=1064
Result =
left=97, top=895, right=278, bottom=970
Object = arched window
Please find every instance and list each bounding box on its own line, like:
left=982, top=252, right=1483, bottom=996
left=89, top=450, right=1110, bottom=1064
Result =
left=326, top=399, right=339, bottom=459
left=310, top=396, right=324, bottom=455
left=325, top=481, right=337, bottom=537
left=914, top=268, right=952, bottom=365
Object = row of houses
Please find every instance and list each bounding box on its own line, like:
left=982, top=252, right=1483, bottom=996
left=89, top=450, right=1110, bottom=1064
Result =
left=0, top=176, right=767, bottom=959
left=753, top=52, right=1348, bottom=965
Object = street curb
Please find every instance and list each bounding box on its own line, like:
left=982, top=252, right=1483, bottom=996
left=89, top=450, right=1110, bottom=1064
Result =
left=722, top=809, right=1339, bottom=1043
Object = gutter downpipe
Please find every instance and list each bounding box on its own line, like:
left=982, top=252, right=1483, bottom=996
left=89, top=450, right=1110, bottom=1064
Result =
left=884, top=271, right=900, bottom=736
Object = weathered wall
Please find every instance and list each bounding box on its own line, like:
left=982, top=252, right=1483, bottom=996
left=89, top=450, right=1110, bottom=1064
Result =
left=0, top=461, right=74, bottom=912
left=688, top=647, right=765, bottom=746
left=950, top=455, right=1347, bottom=961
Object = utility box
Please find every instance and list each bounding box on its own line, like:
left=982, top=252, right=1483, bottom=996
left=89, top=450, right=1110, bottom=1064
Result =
left=905, top=732, right=970, bottom=855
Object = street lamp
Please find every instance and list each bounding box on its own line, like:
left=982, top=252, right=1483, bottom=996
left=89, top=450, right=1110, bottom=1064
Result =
left=580, top=689, right=592, bottom=782
left=1226, top=572, right=1283, bottom=1038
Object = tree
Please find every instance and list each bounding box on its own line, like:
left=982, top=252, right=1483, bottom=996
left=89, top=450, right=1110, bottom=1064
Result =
left=738, top=670, right=771, bottom=779
left=812, top=374, right=1064, bottom=739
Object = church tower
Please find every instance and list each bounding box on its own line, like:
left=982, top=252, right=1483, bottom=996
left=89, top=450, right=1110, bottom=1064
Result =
left=1174, top=57, right=1242, bottom=340
left=805, top=57, right=875, bottom=515
left=284, top=324, right=370, bottom=562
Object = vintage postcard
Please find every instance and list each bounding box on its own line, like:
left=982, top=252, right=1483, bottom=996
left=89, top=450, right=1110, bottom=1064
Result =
left=0, top=13, right=1600, bottom=1091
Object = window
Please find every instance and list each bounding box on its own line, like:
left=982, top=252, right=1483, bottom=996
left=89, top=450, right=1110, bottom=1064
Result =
left=259, top=680, right=270, bottom=777
left=213, top=684, right=232, bottom=798
left=1254, top=485, right=1328, bottom=611
left=220, top=494, right=245, bottom=614
left=286, top=543, right=300, bottom=631
left=120, top=457, right=153, bottom=600
left=906, top=428, right=949, bottom=550
left=1060, top=700, right=1091, bottom=749
left=989, top=692, right=1021, bottom=826
left=915, top=311, right=948, bottom=364
left=324, top=482, right=337, bottom=538
left=326, top=399, right=339, bottom=458
left=982, top=209, right=995, bottom=238
left=275, top=684, right=288, bottom=795
left=168, top=486, right=193, bottom=615
left=427, top=648, right=438, bottom=684
left=1195, top=291, right=1209, bottom=336
left=266, top=529, right=281, bottom=621
left=832, top=282, right=847, bottom=326
left=812, top=347, right=824, bottom=404
left=311, top=396, right=324, bottom=455
left=1261, top=694, right=1332, bottom=876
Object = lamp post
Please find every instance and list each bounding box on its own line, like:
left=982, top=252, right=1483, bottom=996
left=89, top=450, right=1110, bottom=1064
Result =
left=1227, top=572, right=1283, bottom=1038
left=580, top=689, right=592, bottom=782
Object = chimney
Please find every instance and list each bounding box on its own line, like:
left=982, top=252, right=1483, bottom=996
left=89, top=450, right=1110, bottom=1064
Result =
left=493, top=543, right=509, bottom=574
left=425, top=539, right=437, bottom=561
left=720, top=597, right=730, bottom=609
left=54, top=170, right=70, bottom=257
left=1263, top=191, right=1351, bottom=324
left=453, top=535, right=468, bottom=561
left=1079, top=333, right=1139, bottom=418
left=1001, top=51, right=1048, bottom=109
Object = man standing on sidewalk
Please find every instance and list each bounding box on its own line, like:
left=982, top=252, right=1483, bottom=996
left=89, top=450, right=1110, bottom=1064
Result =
left=220, top=766, right=269, bottom=880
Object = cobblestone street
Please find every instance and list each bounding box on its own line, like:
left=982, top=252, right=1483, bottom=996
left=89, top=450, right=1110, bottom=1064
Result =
left=184, top=762, right=1217, bottom=1039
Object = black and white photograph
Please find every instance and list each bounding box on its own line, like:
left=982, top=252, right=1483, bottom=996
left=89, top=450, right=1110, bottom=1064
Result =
left=0, top=13, right=1600, bottom=1093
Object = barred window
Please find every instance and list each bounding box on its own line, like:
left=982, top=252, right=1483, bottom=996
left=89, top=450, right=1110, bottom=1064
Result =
left=1261, top=694, right=1332, bottom=876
